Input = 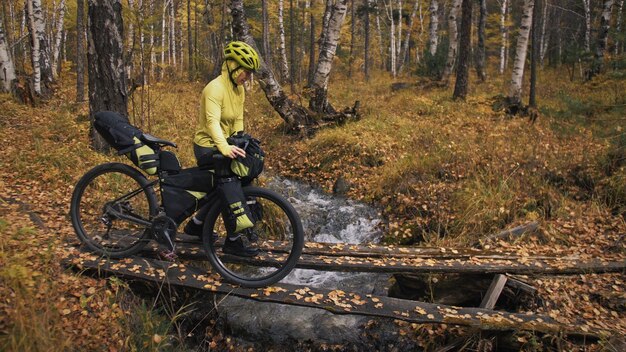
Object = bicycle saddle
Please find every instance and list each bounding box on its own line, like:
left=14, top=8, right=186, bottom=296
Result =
left=141, top=133, right=177, bottom=148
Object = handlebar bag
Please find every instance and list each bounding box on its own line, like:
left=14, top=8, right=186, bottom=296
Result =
left=93, top=111, right=158, bottom=175
left=227, top=132, right=265, bottom=182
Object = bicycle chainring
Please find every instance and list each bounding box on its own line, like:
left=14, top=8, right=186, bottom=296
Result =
left=151, top=214, right=177, bottom=251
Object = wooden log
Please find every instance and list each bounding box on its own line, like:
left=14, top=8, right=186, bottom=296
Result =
left=60, top=247, right=608, bottom=339
left=480, top=274, right=508, bottom=309
left=160, top=241, right=626, bottom=275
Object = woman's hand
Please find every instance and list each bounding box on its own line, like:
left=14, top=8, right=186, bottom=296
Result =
left=227, top=146, right=246, bottom=159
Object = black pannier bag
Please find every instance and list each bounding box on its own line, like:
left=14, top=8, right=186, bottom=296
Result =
left=161, top=167, right=214, bottom=224
left=217, top=177, right=254, bottom=235
left=93, top=111, right=158, bottom=175
left=227, top=132, right=265, bottom=182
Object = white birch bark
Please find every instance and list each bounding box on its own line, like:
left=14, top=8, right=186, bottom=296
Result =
left=398, top=0, right=420, bottom=71
left=26, top=0, right=42, bottom=94
left=397, top=0, right=402, bottom=63
left=428, top=0, right=439, bottom=55
left=499, top=0, right=508, bottom=74
left=0, top=19, right=17, bottom=92
left=595, top=0, right=615, bottom=70
left=582, top=0, right=591, bottom=52
left=52, top=0, right=66, bottom=78
left=161, top=0, right=168, bottom=77
left=508, top=0, right=534, bottom=105
left=441, top=0, right=461, bottom=81
left=170, top=0, right=176, bottom=66
left=278, top=0, right=290, bottom=81
left=311, top=0, right=348, bottom=112
left=615, top=0, right=624, bottom=55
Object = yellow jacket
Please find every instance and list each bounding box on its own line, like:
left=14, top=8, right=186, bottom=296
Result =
left=194, top=61, right=246, bottom=155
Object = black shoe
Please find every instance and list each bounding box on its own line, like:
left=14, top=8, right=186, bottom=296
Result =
left=223, top=235, right=259, bottom=257
left=243, top=228, right=258, bottom=243
left=183, top=220, right=203, bottom=237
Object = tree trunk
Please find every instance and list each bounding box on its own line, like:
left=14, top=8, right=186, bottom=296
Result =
left=170, top=0, right=176, bottom=67
left=507, top=0, right=534, bottom=106
left=499, top=0, right=508, bottom=74
left=160, top=0, right=168, bottom=79
left=364, top=0, right=371, bottom=81
left=452, top=0, right=472, bottom=100
left=397, top=0, right=403, bottom=66
left=87, top=0, right=128, bottom=151
left=583, top=0, right=591, bottom=52
left=310, top=0, right=348, bottom=113
left=76, top=0, right=85, bottom=102
left=591, top=0, right=615, bottom=77
left=388, top=0, right=397, bottom=77
left=529, top=0, right=541, bottom=109
left=27, top=0, right=53, bottom=96
left=441, top=0, right=461, bottom=82
left=308, top=12, right=316, bottom=86
left=349, top=0, right=356, bottom=77
left=428, top=0, right=439, bottom=55
left=0, top=18, right=16, bottom=93
left=289, top=0, right=296, bottom=89
left=187, top=0, right=193, bottom=80
left=616, top=0, right=624, bottom=55
left=52, top=0, right=66, bottom=78
left=398, top=0, right=419, bottom=72
left=278, top=0, right=290, bottom=82
left=475, top=0, right=486, bottom=82
left=262, top=0, right=272, bottom=68
left=539, top=0, right=548, bottom=66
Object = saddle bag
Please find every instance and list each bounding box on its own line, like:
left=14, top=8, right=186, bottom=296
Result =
left=93, top=111, right=158, bottom=175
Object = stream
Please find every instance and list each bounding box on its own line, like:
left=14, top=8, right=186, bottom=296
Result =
left=216, top=177, right=391, bottom=345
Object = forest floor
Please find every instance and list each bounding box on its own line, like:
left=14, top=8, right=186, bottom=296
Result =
left=0, top=68, right=625, bottom=351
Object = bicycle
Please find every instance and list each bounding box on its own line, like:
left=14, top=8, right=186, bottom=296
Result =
left=70, top=133, right=304, bottom=288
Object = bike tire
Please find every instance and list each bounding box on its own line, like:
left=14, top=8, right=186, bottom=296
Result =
left=202, top=186, right=304, bottom=287
left=70, top=163, right=159, bottom=257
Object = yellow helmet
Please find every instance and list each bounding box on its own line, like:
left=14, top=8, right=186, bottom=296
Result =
left=224, top=41, right=260, bottom=71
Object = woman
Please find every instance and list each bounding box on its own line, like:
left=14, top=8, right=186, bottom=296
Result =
left=184, top=41, right=261, bottom=257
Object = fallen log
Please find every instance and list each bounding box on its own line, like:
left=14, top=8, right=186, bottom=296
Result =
left=60, top=247, right=609, bottom=340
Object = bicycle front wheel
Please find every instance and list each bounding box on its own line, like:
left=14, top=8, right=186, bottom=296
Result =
left=70, top=163, right=159, bottom=257
left=202, top=186, right=304, bottom=287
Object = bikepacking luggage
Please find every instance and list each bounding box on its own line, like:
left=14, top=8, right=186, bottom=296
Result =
left=93, top=111, right=159, bottom=175
left=217, top=177, right=254, bottom=235
left=161, top=167, right=214, bottom=224
left=227, top=132, right=265, bottom=182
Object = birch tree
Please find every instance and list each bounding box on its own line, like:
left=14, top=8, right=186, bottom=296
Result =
left=262, top=0, right=272, bottom=68
left=428, top=0, right=439, bottom=55
left=26, top=0, right=53, bottom=96
left=398, top=0, right=420, bottom=72
left=87, top=0, right=128, bottom=150
left=507, top=0, right=534, bottom=106
left=0, top=18, right=16, bottom=93
left=616, top=0, right=624, bottom=55
left=591, top=0, right=615, bottom=77
left=441, top=0, right=461, bottom=82
left=52, top=0, right=66, bottom=77
left=364, top=0, right=371, bottom=80
left=499, top=0, right=508, bottom=74
left=386, top=0, right=397, bottom=76
left=310, top=0, right=348, bottom=113
left=278, top=0, right=290, bottom=82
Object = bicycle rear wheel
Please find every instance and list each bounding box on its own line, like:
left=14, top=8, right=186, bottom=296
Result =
left=70, top=163, right=159, bottom=257
left=202, top=186, right=304, bottom=287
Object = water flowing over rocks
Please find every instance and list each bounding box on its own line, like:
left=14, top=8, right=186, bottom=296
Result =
left=216, top=177, right=391, bottom=346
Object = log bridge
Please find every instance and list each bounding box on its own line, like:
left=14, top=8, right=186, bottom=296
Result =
left=62, top=238, right=625, bottom=340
